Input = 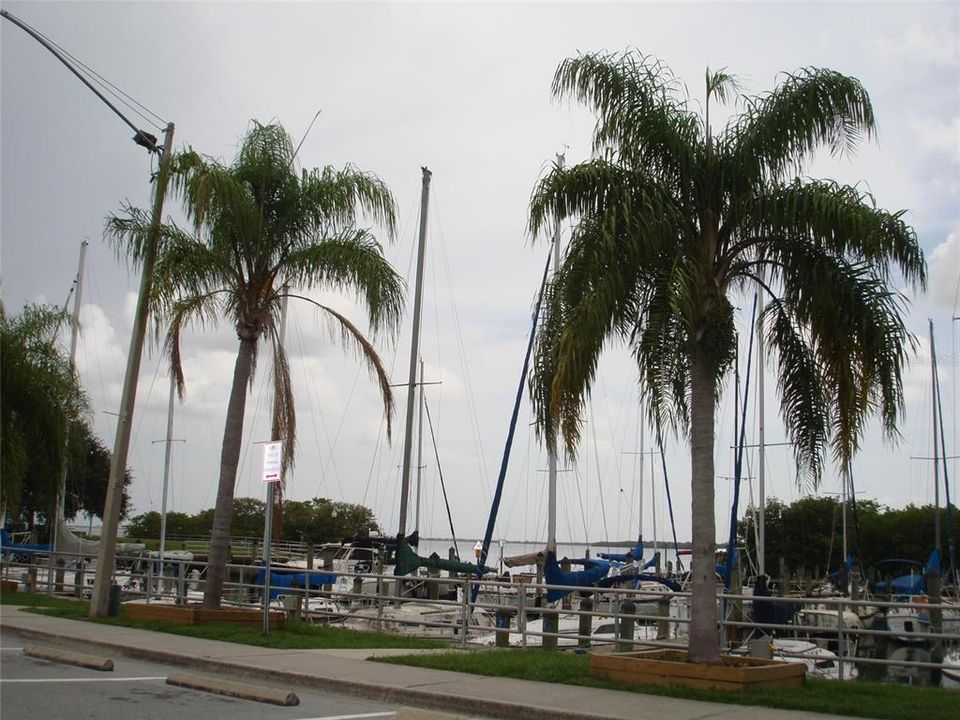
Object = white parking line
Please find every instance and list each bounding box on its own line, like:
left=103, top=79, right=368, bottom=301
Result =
left=1, top=676, right=167, bottom=683
left=293, top=713, right=395, bottom=720
left=0, top=647, right=24, bottom=651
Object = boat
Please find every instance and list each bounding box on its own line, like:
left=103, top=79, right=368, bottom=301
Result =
left=473, top=613, right=658, bottom=648
left=730, top=637, right=858, bottom=681
left=942, top=647, right=960, bottom=690
left=342, top=600, right=494, bottom=638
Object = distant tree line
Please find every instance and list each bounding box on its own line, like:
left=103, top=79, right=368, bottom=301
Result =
left=123, top=496, right=380, bottom=545
left=737, top=496, right=959, bottom=577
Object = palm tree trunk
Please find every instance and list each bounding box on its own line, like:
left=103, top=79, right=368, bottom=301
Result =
left=203, top=336, right=257, bottom=610
left=688, top=348, right=721, bottom=663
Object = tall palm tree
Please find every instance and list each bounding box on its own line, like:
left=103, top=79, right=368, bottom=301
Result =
left=109, top=121, right=404, bottom=609
left=529, top=52, right=925, bottom=663
left=0, top=303, right=86, bottom=521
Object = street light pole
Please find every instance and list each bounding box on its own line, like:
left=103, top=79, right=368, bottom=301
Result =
left=0, top=9, right=174, bottom=618
left=90, top=121, right=175, bottom=617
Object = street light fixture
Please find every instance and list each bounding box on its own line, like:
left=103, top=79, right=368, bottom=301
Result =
left=1, top=10, right=175, bottom=617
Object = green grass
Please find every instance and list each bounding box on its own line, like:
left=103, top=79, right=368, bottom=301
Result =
left=1, top=591, right=448, bottom=650
left=373, top=649, right=958, bottom=720
left=7, top=589, right=954, bottom=719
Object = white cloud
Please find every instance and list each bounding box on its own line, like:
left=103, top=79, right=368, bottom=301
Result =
left=867, top=18, right=960, bottom=69
left=912, top=114, right=960, bottom=162
left=928, top=223, right=960, bottom=310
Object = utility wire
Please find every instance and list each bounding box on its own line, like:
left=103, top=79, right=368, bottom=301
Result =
left=41, top=32, right=166, bottom=130
left=1, top=10, right=165, bottom=149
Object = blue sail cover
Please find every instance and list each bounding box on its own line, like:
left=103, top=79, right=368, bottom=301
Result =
left=543, top=551, right=611, bottom=602
left=598, top=535, right=644, bottom=563
left=872, top=558, right=926, bottom=595
left=598, top=572, right=682, bottom=592
left=0, top=529, right=51, bottom=555
left=254, top=569, right=338, bottom=600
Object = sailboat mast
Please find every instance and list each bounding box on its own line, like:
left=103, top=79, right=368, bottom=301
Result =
left=546, top=155, right=563, bottom=555
left=398, top=167, right=431, bottom=537
left=158, top=374, right=175, bottom=563
left=415, top=358, right=425, bottom=532
left=638, top=401, right=645, bottom=548
left=54, top=240, right=88, bottom=544
left=931, top=320, right=942, bottom=553
left=757, top=295, right=766, bottom=577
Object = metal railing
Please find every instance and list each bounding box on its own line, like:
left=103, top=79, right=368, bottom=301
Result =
left=2, top=546, right=957, bottom=683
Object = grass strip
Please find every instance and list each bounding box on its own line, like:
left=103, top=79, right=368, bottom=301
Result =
left=2, top=591, right=447, bottom=650
left=373, top=649, right=958, bottom=720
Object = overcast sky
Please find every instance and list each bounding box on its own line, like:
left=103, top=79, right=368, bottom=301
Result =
left=2, top=1, right=958, bottom=549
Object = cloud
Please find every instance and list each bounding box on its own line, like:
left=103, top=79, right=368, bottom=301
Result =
left=928, top=222, right=960, bottom=310
left=867, top=18, right=960, bottom=69
left=912, top=114, right=960, bottom=162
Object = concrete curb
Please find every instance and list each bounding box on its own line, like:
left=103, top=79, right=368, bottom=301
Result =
left=2, top=625, right=615, bottom=720
left=23, top=644, right=114, bottom=671
left=167, top=671, right=299, bottom=706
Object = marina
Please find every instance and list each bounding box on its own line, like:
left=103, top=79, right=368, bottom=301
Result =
left=3, top=535, right=958, bottom=689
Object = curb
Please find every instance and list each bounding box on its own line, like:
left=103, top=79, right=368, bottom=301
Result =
left=167, top=671, right=299, bottom=706
left=23, top=644, right=114, bottom=671
left=2, top=624, right=614, bottom=720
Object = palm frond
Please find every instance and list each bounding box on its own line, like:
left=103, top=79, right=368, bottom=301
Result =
left=301, top=165, right=398, bottom=239
left=552, top=50, right=702, bottom=183
left=287, top=296, right=395, bottom=441
left=266, top=323, right=297, bottom=475
left=706, top=67, right=742, bottom=106
left=770, top=239, right=914, bottom=470
left=281, top=229, right=405, bottom=337
left=723, top=67, right=875, bottom=184
left=735, top=179, right=926, bottom=288
left=529, top=159, right=683, bottom=240
left=764, top=301, right=828, bottom=484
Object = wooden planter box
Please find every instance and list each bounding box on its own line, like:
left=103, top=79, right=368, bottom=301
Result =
left=0, top=580, right=18, bottom=594
left=589, top=649, right=805, bottom=692
left=123, top=602, right=285, bottom=629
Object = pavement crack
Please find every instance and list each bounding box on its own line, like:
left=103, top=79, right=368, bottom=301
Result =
left=403, top=680, right=460, bottom=690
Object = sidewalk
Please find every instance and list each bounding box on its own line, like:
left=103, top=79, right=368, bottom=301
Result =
left=1, top=605, right=852, bottom=720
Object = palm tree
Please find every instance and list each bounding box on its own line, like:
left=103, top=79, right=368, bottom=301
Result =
left=528, top=52, right=925, bottom=663
left=109, top=121, right=404, bottom=609
left=0, top=303, right=87, bottom=521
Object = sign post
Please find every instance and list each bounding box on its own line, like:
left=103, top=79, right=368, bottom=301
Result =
left=261, top=441, right=282, bottom=635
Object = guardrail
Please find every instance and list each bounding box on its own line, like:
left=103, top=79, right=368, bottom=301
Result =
left=2, top=546, right=957, bottom=683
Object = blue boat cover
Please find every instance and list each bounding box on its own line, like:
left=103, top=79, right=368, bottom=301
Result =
left=598, top=572, right=682, bottom=592
left=0, top=529, right=51, bottom=555
left=254, top=569, right=338, bottom=600
left=543, top=551, right=611, bottom=603
left=598, top=535, right=644, bottom=563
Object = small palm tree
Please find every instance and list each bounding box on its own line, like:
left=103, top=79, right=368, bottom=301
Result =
left=109, top=121, right=404, bottom=609
left=0, top=303, right=86, bottom=520
left=529, top=52, right=925, bottom=663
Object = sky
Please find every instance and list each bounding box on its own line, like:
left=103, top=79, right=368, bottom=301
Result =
left=1, top=1, right=958, bottom=552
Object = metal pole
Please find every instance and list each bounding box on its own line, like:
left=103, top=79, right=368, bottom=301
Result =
left=757, top=296, right=766, bottom=577
left=53, top=240, right=88, bottom=553
left=930, top=321, right=941, bottom=553
left=842, top=470, right=849, bottom=570
left=159, top=375, right=175, bottom=567
left=546, top=154, right=563, bottom=555
left=262, top=293, right=289, bottom=634
left=398, top=167, right=431, bottom=536
left=91, top=122, right=175, bottom=618
left=415, top=359, right=425, bottom=532
left=262, top=488, right=274, bottom=635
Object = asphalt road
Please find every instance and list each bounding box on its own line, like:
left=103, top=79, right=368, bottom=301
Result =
left=0, top=630, right=398, bottom=720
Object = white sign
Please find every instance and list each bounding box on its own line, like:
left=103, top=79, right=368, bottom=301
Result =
left=261, top=441, right=282, bottom=484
